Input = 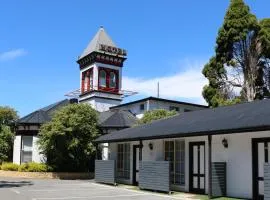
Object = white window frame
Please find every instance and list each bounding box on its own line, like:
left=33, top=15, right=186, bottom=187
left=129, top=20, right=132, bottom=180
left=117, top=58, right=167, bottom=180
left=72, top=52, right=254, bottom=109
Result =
left=116, top=143, right=130, bottom=180
left=164, top=139, right=185, bottom=186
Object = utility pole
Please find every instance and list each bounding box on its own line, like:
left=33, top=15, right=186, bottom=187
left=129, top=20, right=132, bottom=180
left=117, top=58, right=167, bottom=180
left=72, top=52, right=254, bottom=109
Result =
left=157, top=82, right=160, bottom=98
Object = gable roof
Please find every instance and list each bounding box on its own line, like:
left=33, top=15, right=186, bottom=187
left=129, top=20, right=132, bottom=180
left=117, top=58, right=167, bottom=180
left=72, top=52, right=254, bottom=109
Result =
left=79, top=27, right=116, bottom=59
left=110, top=96, right=208, bottom=110
left=17, top=99, right=70, bottom=124
left=98, top=110, right=137, bottom=128
left=95, top=99, right=270, bottom=143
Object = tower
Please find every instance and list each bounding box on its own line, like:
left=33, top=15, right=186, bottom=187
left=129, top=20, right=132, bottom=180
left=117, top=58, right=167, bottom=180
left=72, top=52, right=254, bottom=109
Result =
left=77, top=27, right=127, bottom=112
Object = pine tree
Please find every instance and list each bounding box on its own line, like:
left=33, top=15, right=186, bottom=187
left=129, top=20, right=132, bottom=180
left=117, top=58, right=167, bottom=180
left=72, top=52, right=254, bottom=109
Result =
left=203, top=0, right=270, bottom=107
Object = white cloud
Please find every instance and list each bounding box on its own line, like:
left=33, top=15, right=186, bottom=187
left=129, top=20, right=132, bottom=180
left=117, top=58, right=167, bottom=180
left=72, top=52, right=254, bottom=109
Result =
left=122, top=59, right=208, bottom=105
left=0, top=49, right=27, bottom=61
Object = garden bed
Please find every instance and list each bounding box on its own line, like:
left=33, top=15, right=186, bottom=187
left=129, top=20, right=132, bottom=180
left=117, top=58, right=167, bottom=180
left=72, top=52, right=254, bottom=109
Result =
left=0, top=170, right=94, bottom=179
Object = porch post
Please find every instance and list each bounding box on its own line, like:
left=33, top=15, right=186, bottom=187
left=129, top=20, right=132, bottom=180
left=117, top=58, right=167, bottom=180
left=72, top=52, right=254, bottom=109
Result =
left=95, top=143, right=99, bottom=160
left=208, top=135, right=212, bottom=199
left=139, top=140, right=143, bottom=161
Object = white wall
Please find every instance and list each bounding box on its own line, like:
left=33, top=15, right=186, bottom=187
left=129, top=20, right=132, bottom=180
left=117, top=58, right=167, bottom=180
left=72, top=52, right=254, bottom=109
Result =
left=83, top=98, right=121, bottom=112
left=112, top=99, right=207, bottom=118
left=32, top=136, right=44, bottom=163
left=13, top=135, right=21, bottom=164
left=107, top=131, right=270, bottom=199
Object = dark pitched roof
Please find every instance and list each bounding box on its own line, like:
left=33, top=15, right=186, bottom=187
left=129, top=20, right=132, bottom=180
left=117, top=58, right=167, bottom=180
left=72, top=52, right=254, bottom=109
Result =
left=95, top=99, right=270, bottom=143
left=17, top=99, right=70, bottom=124
left=110, top=96, right=208, bottom=109
left=17, top=99, right=137, bottom=128
left=98, top=110, right=137, bottom=128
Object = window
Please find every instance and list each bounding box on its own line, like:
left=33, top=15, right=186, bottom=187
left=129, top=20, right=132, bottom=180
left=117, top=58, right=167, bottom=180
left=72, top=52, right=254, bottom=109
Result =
left=184, top=109, right=192, bottom=112
left=99, top=70, right=106, bottom=87
left=117, top=143, right=130, bottom=179
left=169, top=106, right=179, bottom=112
left=84, top=73, right=89, bottom=92
left=140, top=104, right=145, bottom=111
left=164, top=140, right=185, bottom=185
left=89, top=71, right=93, bottom=90
left=21, top=136, right=33, bottom=163
left=109, top=72, right=116, bottom=88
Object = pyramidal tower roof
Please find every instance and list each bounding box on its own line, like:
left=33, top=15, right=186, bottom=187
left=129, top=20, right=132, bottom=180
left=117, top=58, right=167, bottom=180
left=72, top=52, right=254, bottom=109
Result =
left=79, top=26, right=117, bottom=59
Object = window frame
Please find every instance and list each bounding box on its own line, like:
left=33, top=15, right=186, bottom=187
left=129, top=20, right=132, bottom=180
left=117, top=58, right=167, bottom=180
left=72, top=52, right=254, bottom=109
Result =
left=140, top=104, right=145, bottom=111
left=109, top=71, right=117, bottom=88
left=98, top=67, right=119, bottom=92
left=99, top=69, right=107, bottom=88
left=164, top=139, right=185, bottom=186
left=21, top=136, right=33, bottom=164
left=81, top=68, right=93, bottom=93
left=116, top=143, right=130, bottom=180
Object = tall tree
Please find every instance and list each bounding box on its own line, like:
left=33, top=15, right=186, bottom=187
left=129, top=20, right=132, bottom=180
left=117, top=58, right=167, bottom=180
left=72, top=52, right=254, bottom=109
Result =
left=38, top=104, right=99, bottom=172
left=203, top=0, right=270, bottom=107
left=0, top=106, right=18, bottom=163
left=137, top=109, right=177, bottom=125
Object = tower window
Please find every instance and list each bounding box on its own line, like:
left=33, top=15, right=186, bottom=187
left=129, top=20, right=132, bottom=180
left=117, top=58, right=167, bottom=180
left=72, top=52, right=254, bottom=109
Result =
left=84, top=73, right=89, bottom=92
left=109, top=72, right=116, bottom=88
left=99, top=70, right=106, bottom=87
left=89, top=71, right=93, bottom=90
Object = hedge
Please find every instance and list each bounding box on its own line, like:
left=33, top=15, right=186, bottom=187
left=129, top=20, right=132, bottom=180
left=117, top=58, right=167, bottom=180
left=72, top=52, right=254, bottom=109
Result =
left=1, top=162, right=19, bottom=171
left=1, top=162, right=52, bottom=172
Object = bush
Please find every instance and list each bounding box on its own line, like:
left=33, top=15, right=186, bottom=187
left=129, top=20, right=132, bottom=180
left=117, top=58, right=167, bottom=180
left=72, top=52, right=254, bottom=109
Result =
left=18, top=162, right=52, bottom=172
left=1, top=162, right=19, bottom=171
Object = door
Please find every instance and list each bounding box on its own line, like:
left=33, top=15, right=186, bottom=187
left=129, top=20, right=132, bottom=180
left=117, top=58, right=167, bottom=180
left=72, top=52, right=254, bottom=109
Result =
left=133, top=145, right=140, bottom=185
left=189, top=142, right=205, bottom=194
left=252, top=138, right=270, bottom=200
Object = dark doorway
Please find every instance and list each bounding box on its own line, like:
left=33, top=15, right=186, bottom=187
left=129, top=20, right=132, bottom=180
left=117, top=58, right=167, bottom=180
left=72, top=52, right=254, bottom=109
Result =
left=132, top=145, right=140, bottom=185
left=189, top=142, right=205, bottom=194
left=252, top=138, right=270, bottom=200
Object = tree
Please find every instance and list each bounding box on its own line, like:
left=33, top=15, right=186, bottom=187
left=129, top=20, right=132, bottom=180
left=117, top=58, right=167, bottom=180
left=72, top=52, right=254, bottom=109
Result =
left=203, top=0, right=270, bottom=107
left=138, top=109, right=177, bottom=125
left=38, top=103, right=99, bottom=172
left=0, top=106, right=18, bottom=163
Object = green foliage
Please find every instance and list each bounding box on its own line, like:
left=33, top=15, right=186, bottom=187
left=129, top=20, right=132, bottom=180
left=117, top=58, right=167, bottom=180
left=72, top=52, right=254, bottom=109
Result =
left=1, top=162, right=19, bottom=171
left=259, top=18, right=270, bottom=58
left=138, top=109, right=178, bottom=125
left=38, top=103, right=99, bottom=172
left=202, top=0, right=270, bottom=107
left=18, top=162, right=52, bottom=172
left=0, top=106, right=18, bottom=163
left=0, top=106, right=18, bottom=127
left=0, top=126, right=14, bottom=163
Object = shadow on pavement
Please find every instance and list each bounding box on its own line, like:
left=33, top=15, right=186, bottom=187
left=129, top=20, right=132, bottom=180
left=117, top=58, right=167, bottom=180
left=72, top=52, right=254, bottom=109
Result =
left=0, top=180, right=33, bottom=188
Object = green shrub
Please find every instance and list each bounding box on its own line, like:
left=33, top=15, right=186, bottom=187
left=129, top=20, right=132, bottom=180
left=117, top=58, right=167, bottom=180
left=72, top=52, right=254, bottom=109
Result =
left=1, top=162, right=19, bottom=171
left=18, top=162, right=52, bottom=172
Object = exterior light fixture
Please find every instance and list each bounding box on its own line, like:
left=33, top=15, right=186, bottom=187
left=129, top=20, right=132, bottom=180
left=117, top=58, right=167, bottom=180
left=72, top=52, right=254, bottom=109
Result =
left=222, top=138, right=228, bottom=148
left=148, top=142, right=153, bottom=150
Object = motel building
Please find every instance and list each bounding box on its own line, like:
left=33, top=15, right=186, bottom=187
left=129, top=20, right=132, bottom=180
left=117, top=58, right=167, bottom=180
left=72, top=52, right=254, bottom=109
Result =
left=13, top=27, right=206, bottom=177
left=13, top=26, right=270, bottom=199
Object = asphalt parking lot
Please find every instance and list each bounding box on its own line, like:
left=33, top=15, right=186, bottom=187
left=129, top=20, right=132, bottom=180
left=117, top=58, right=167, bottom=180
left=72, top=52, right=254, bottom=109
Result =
left=0, top=177, right=191, bottom=200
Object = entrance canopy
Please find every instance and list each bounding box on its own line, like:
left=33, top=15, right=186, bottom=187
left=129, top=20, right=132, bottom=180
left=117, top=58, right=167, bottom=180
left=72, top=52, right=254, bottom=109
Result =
left=95, top=99, right=270, bottom=143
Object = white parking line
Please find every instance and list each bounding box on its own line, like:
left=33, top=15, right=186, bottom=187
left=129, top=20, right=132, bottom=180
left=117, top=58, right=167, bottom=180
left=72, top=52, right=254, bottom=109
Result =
left=9, top=188, right=20, bottom=194
left=28, top=188, right=117, bottom=192
left=32, top=193, right=146, bottom=200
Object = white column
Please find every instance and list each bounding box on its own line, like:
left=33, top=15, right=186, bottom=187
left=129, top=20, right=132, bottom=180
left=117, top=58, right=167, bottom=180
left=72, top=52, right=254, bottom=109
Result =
left=13, top=135, right=21, bottom=164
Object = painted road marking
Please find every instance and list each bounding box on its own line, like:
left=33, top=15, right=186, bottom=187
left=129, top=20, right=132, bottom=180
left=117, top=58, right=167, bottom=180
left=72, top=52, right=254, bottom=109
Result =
left=32, top=193, right=146, bottom=200
left=9, top=188, right=20, bottom=194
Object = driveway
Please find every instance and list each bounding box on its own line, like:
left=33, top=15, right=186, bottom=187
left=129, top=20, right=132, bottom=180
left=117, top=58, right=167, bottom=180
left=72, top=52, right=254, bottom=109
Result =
left=0, top=177, right=195, bottom=200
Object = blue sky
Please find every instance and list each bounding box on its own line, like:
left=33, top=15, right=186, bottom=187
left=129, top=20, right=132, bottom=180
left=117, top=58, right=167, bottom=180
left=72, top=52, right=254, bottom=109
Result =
left=0, top=0, right=269, bottom=117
